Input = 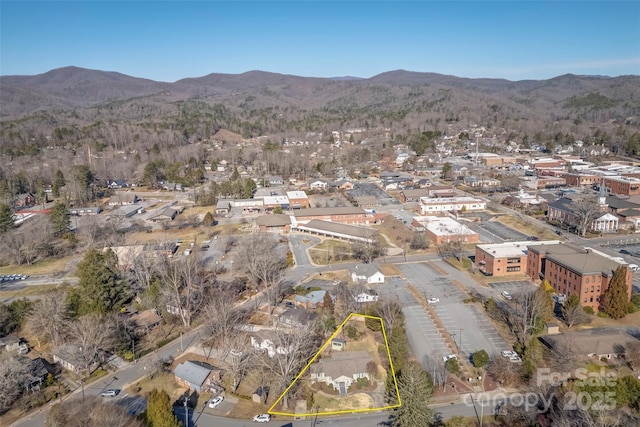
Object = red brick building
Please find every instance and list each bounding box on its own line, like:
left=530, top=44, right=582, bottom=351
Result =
left=526, top=243, right=632, bottom=312
left=603, top=176, right=640, bottom=196
left=475, top=241, right=561, bottom=277
left=563, top=173, right=600, bottom=187
left=293, top=207, right=372, bottom=225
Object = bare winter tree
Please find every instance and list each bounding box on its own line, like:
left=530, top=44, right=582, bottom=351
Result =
left=351, top=234, right=387, bottom=264
left=47, top=396, right=143, bottom=427
left=65, top=314, right=119, bottom=374
left=201, top=284, right=248, bottom=361
left=486, top=355, right=520, bottom=387
left=254, top=323, right=320, bottom=410
left=236, top=233, right=288, bottom=309
left=572, top=199, right=601, bottom=237
left=0, top=352, right=32, bottom=414
left=422, top=354, right=448, bottom=391
left=373, top=299, right=403, bottom=332
left=27, top=288, right=70, bottom=348
left=223, top=334, right=253, bottom=392
left=157, top=254, right=207, bottom=328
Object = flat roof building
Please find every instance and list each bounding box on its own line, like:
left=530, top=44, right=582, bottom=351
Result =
left=475, top=240, right=560, bottom=277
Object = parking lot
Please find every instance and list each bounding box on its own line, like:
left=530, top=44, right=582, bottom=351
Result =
left=346, top=182, right=396, bottom=205
left=396, top=263, right=508, bottom=359
left=477, top=220, right=529, bottom=242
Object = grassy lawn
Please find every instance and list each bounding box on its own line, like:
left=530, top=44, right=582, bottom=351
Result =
left=309, top=239, right=354, bottom=265
left=445, top=257, right=472, bottom=271
left=576, top=310, right=640, bottom=329
left=379, top=264, right=400, bottom=276
left=497, top=215, right=558, bottom=240
left=313, top=392, right=374, bottom=412
left=126, top=372, right=188, bottom=402
left=0, top=283, right=69, bottom=300
left=126, top=226, right=214, bottom=244
left=0, top=256, right=74, bottom=275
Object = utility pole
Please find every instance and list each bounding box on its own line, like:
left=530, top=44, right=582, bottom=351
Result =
left=183, top=397, right=189, bottom=427
left=81, top=379, right=85, bottom=402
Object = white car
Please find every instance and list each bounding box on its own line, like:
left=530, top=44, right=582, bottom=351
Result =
left=428, top=297, right=440, bottom=304
left=253, top=414, right=271, bottom=423
left=100, top=389, right=119, bottom=397
left=509, top=355, right=523, bottom=364
left=501, top=291, right=512, bottom=300
left=501, top=350, right=517, bottom=358
left=208, top=396, right=224, bottom=408
left=442, top=354, right=457, bottom=363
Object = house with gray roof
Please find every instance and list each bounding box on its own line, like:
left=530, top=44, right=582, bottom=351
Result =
left=351, top=264, right=385, bottom=284
left=173, top=360, right=222, bottom=393
left=294, top=290, right=332, bottom=309
left=278, top=308, right=317, bottom=327
left=310, top=350, right=372, bottom=395
left=539, top=328, right=639, bottom=361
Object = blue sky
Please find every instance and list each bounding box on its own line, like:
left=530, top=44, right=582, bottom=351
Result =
left=1, top=1, right=639, bottom=81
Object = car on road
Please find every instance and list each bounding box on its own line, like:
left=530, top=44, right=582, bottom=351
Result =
left=501, top=291, right=512, bottom=300
left=528, top=236, right=539, bottom=241
left=201, top=244, right=210, bottom=249
left=253, top=414, right=271, bottom=423
left=620, top=249, right=632, bottom=255
left=555, top=230, right=563, bottom=235
left=629, top=264, right=640, bottom=272
left=427, top=297, right=440, bottom=304
left=442, top=354, right=457, bottom=363
left=208, top=396, right=224, bottom=408
left=100, top=389, right=120, bottom=397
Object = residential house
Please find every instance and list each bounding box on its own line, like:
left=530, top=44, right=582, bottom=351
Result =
left=52, top=343, right=105, bottom=374
left=174, top=360, right=223, bottom=393
left=106, top=245, right=144, bottom=270
left=310, top=350, right=371, bottom=395
left=0, top=334, right=22, bottom=352
left=398, top=189, right=426, bottom=203
left=108, top=194, right=139, bottom=206
left=215, top=200, right=231, bottom=215
left=21, top=356, right=55, bottom=391
left=582, top=145, right=610, bottom=157
left=250, top=331, right=292, bottom=358
left=148, top=207, right=178, bottom=223
left=278, top=308, right=317, bottom=328
left=15, top=193, right=36, bottom=207
left=351, top=264, right=385, bottom=284
left=267, top=176, right=284, bottom=186
left=69, top=206, right=101, bottom=216
left=354, top=289, right=379, bottom=303
left=108, top=180, right=128, bottom=189
left=294, top=290, right=331, bottom=309
left=129, top=309, right=162, bottom=335
left=309, top=180, right=328, bottom=191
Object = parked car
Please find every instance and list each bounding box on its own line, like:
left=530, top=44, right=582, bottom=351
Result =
left=284, top=301, right=295, bottom=309
left=509, top=355, right=523, bottom=363
left=629, top=264, right=640, bottom=272
left=442, top=354, right=457, bottom=363
left=501, top=291, right=512, bottom=300
left=253, top=414, right=271, bottom=423
left=100, top=389, right=120, bottom=397
left=428, top=297, right=440, bottom=304
left=501, top=350, right=517, bottom=358
left=208, top=396, right=224, bottom=408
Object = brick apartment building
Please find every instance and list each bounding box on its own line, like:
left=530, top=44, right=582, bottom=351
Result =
left=475, top=241, right=560, bottom=277
left=603, top=176, right=640, bottom=196
left=292, top=207, right=372, bottom=225
left=526, top=243, right=632, bottom=312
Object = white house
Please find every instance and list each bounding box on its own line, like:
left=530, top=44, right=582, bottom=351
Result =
left=354, top=289, right=379, bottom=303
left=351, top=264, right=385, bottom=284
left=309, top=180, right=328, bottom=191
left=250, top=331, right=291, bottom=358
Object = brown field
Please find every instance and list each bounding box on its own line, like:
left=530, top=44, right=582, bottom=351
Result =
left=0, top=256, right=74, bottom=275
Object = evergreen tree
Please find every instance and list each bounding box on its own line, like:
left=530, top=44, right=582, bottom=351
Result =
left=49, top=202, right=70, bottom=237
left=602, top=266, right=629, bottom=319
left=323, top=291, right=334, bottom=314
left=52, top=169, right=65, bottom=197
left=0, top=203, right=14, bottom=234
left=391, top=361, right=433, bottom=427
left=472, top=349, right=490, bottom=368
left=146, top=388, right=181, bottom=427
left=75, top=248, right=128, bottom=315
left=203, top=211, right=215, bottom=226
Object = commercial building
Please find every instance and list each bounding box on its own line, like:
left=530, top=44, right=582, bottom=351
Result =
left=419, top=196, right=486, bottom=215
left=526, top=243, right=632, bottom=312
left=413, top=216, right=479, bottom=245
left=475, top=240, right=560, bottom=277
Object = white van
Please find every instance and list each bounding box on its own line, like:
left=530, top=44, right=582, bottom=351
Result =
left=629, top=264, right=639, bottom=272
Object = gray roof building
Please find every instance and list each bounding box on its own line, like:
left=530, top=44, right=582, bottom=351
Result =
left=174, top=360, right=222, bottom=392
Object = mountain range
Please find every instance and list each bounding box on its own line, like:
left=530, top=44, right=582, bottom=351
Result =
left=1, top=66, right=639, bottom=141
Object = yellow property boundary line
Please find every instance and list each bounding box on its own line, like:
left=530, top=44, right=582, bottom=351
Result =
left=268, top=312, right=402, bottom=417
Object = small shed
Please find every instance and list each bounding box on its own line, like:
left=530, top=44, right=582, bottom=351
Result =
left=331, top=338, right=346, bottom=352
left=252, top=386, right=270, bottom=404
left=545, top=323, right=560, bottom=335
